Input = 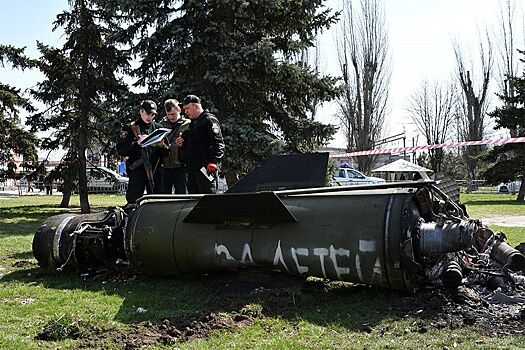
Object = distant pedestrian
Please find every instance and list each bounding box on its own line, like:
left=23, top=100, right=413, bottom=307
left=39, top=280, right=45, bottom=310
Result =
left=175, top=95, right=224, bottom=194
left=44, top=179, right=53, bottom=195
left=159, top=99, right=190, bottom=194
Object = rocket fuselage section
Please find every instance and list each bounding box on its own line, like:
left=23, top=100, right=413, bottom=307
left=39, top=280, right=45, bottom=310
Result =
left=126, top=188, right=420, bottom=291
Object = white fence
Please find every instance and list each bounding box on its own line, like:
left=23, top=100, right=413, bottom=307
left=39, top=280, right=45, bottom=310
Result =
left=456, top=180, right=521, bottom=194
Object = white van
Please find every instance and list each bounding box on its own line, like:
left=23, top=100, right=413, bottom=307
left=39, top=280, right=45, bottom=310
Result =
left=86, top=166, right=128, bottom=193
left=332, top=167, right=385, bottom=186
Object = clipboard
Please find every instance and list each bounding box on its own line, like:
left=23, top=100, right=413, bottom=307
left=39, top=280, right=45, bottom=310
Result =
left=138, top=128, right=171, bottom=147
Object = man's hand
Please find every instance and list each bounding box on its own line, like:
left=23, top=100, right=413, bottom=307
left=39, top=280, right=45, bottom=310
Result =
left=175, top=132, right=184, bottom=147
left=206, top=163, right=218, bottom=173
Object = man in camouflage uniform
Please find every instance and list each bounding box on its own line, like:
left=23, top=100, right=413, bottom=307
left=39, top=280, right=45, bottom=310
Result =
left=159, top=99, right=190, bottom=194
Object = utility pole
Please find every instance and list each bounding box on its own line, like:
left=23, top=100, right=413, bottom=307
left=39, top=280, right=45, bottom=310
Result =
left=413, top=135, right=419, bottom=164
left=403, top=135, right=406, bottom=160
left=412, top=137, right=415, bottom=163
left=373, top=131, right=407, bottom=162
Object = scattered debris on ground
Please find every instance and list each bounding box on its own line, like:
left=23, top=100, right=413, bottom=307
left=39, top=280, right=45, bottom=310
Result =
left=399, top=285, right=525, bottom=336
left=33, top=269, right=525, bottom=349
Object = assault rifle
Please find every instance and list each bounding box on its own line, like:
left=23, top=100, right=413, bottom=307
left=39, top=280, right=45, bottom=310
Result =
left=130, top=124, right=155, bottom=193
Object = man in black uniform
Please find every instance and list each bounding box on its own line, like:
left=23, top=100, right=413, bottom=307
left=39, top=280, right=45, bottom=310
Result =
left=175, top=95, right=225, bottom=194
left=116, top=100, right=169, bottom=204
left=159, top=99, right=190, bottom=194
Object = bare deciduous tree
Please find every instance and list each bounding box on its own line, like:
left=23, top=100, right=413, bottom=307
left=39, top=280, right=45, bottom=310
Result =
left=454, top=31, right=493, bottom=181
left=406, top=80, right=457, bottom=173
left=335, top=0, right=390, bottom=173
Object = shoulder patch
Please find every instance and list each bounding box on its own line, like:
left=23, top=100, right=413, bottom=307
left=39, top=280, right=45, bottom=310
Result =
left=120, top=130, right=128, bottom=139
left=212, top=123, right=220, bottom=135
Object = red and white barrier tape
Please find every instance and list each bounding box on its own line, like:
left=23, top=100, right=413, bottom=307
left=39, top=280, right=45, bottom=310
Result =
left=330, top=137, right=525, bottom=158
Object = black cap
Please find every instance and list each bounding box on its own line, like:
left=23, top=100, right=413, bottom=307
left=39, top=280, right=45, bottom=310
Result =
left=182, top=95, right=201, bottom=105
left=140, top=100, right=157, bottom=114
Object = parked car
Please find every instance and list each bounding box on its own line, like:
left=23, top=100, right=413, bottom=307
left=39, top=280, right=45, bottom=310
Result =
left=332, top=167, right=386, bottom=186
left=496, top=180, right=521, bottom=194
left=86, top=166, right=128, bottom=194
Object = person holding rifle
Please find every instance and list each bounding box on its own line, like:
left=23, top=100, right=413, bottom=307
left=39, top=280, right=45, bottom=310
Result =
left=116, top=100, right=169, bottom=205
left=175, top=95, right=224, bottom=194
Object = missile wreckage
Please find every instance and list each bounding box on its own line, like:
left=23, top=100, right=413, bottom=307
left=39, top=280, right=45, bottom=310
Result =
left=32, top=153, right=525, bottom=292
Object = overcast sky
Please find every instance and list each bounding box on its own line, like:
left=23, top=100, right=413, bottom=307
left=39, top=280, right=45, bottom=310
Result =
left=1, top=0, right=523, bottom=150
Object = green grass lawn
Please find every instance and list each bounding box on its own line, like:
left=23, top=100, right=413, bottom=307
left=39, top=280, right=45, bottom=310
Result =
left=460, top=192, right=525, bottom=218
left=0, top=193, right=524, bottom=349
left=460, top=193, right=524, bottom=246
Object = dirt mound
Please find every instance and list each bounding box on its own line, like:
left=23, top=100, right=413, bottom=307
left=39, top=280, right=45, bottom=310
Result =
left=77, top=311, right=256, bottom=349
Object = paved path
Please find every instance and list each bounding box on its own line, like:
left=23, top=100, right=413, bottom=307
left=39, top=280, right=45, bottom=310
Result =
left=481, top=215, right=525, bottom=227
left=0, top=191, right=55, bottom=197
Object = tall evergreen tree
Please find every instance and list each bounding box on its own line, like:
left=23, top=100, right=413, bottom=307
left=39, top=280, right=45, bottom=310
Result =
left=482, top=50, right=525, bottom=201
left=28, top=0, right=129, bottom=212
left=106, top=0, right=340, bottom=184
left=0, top=45, right=38, bottom=181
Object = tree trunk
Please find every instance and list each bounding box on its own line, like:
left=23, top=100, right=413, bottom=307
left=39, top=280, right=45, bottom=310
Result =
left=357, top=155, right=376, bottom=174
left=60, top=185, right=72, bottom=208
left=77, top=0, right=91, bottom=214
left=224, top=171, right=240, bottom=189
left=517, top=179, right=525, bottom=202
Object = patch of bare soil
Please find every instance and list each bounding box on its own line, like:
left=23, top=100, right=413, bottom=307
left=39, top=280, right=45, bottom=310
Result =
left=77, top=311, right=256, bottom=350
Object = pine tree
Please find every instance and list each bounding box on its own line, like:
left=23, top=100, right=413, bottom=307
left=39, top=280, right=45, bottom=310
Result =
left=28, top=0, right=129, bottom=212
left=482, top=50, right=525, bottom=201
left=107, top=0, right=340, bottom=184
left=0, top=45, right=38, bottom=181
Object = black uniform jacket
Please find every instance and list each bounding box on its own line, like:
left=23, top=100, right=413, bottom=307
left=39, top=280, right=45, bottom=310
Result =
left=180, top=110, right=225, bottom=171
left=116, top=118, right=168, bottom=171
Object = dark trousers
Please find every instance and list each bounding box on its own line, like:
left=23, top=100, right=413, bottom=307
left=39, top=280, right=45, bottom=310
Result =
left=126, top=167, right=162, bottom=204
left=187, top=169, right=214, bottom=194
left=161, top=166, right=187, bottom=194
